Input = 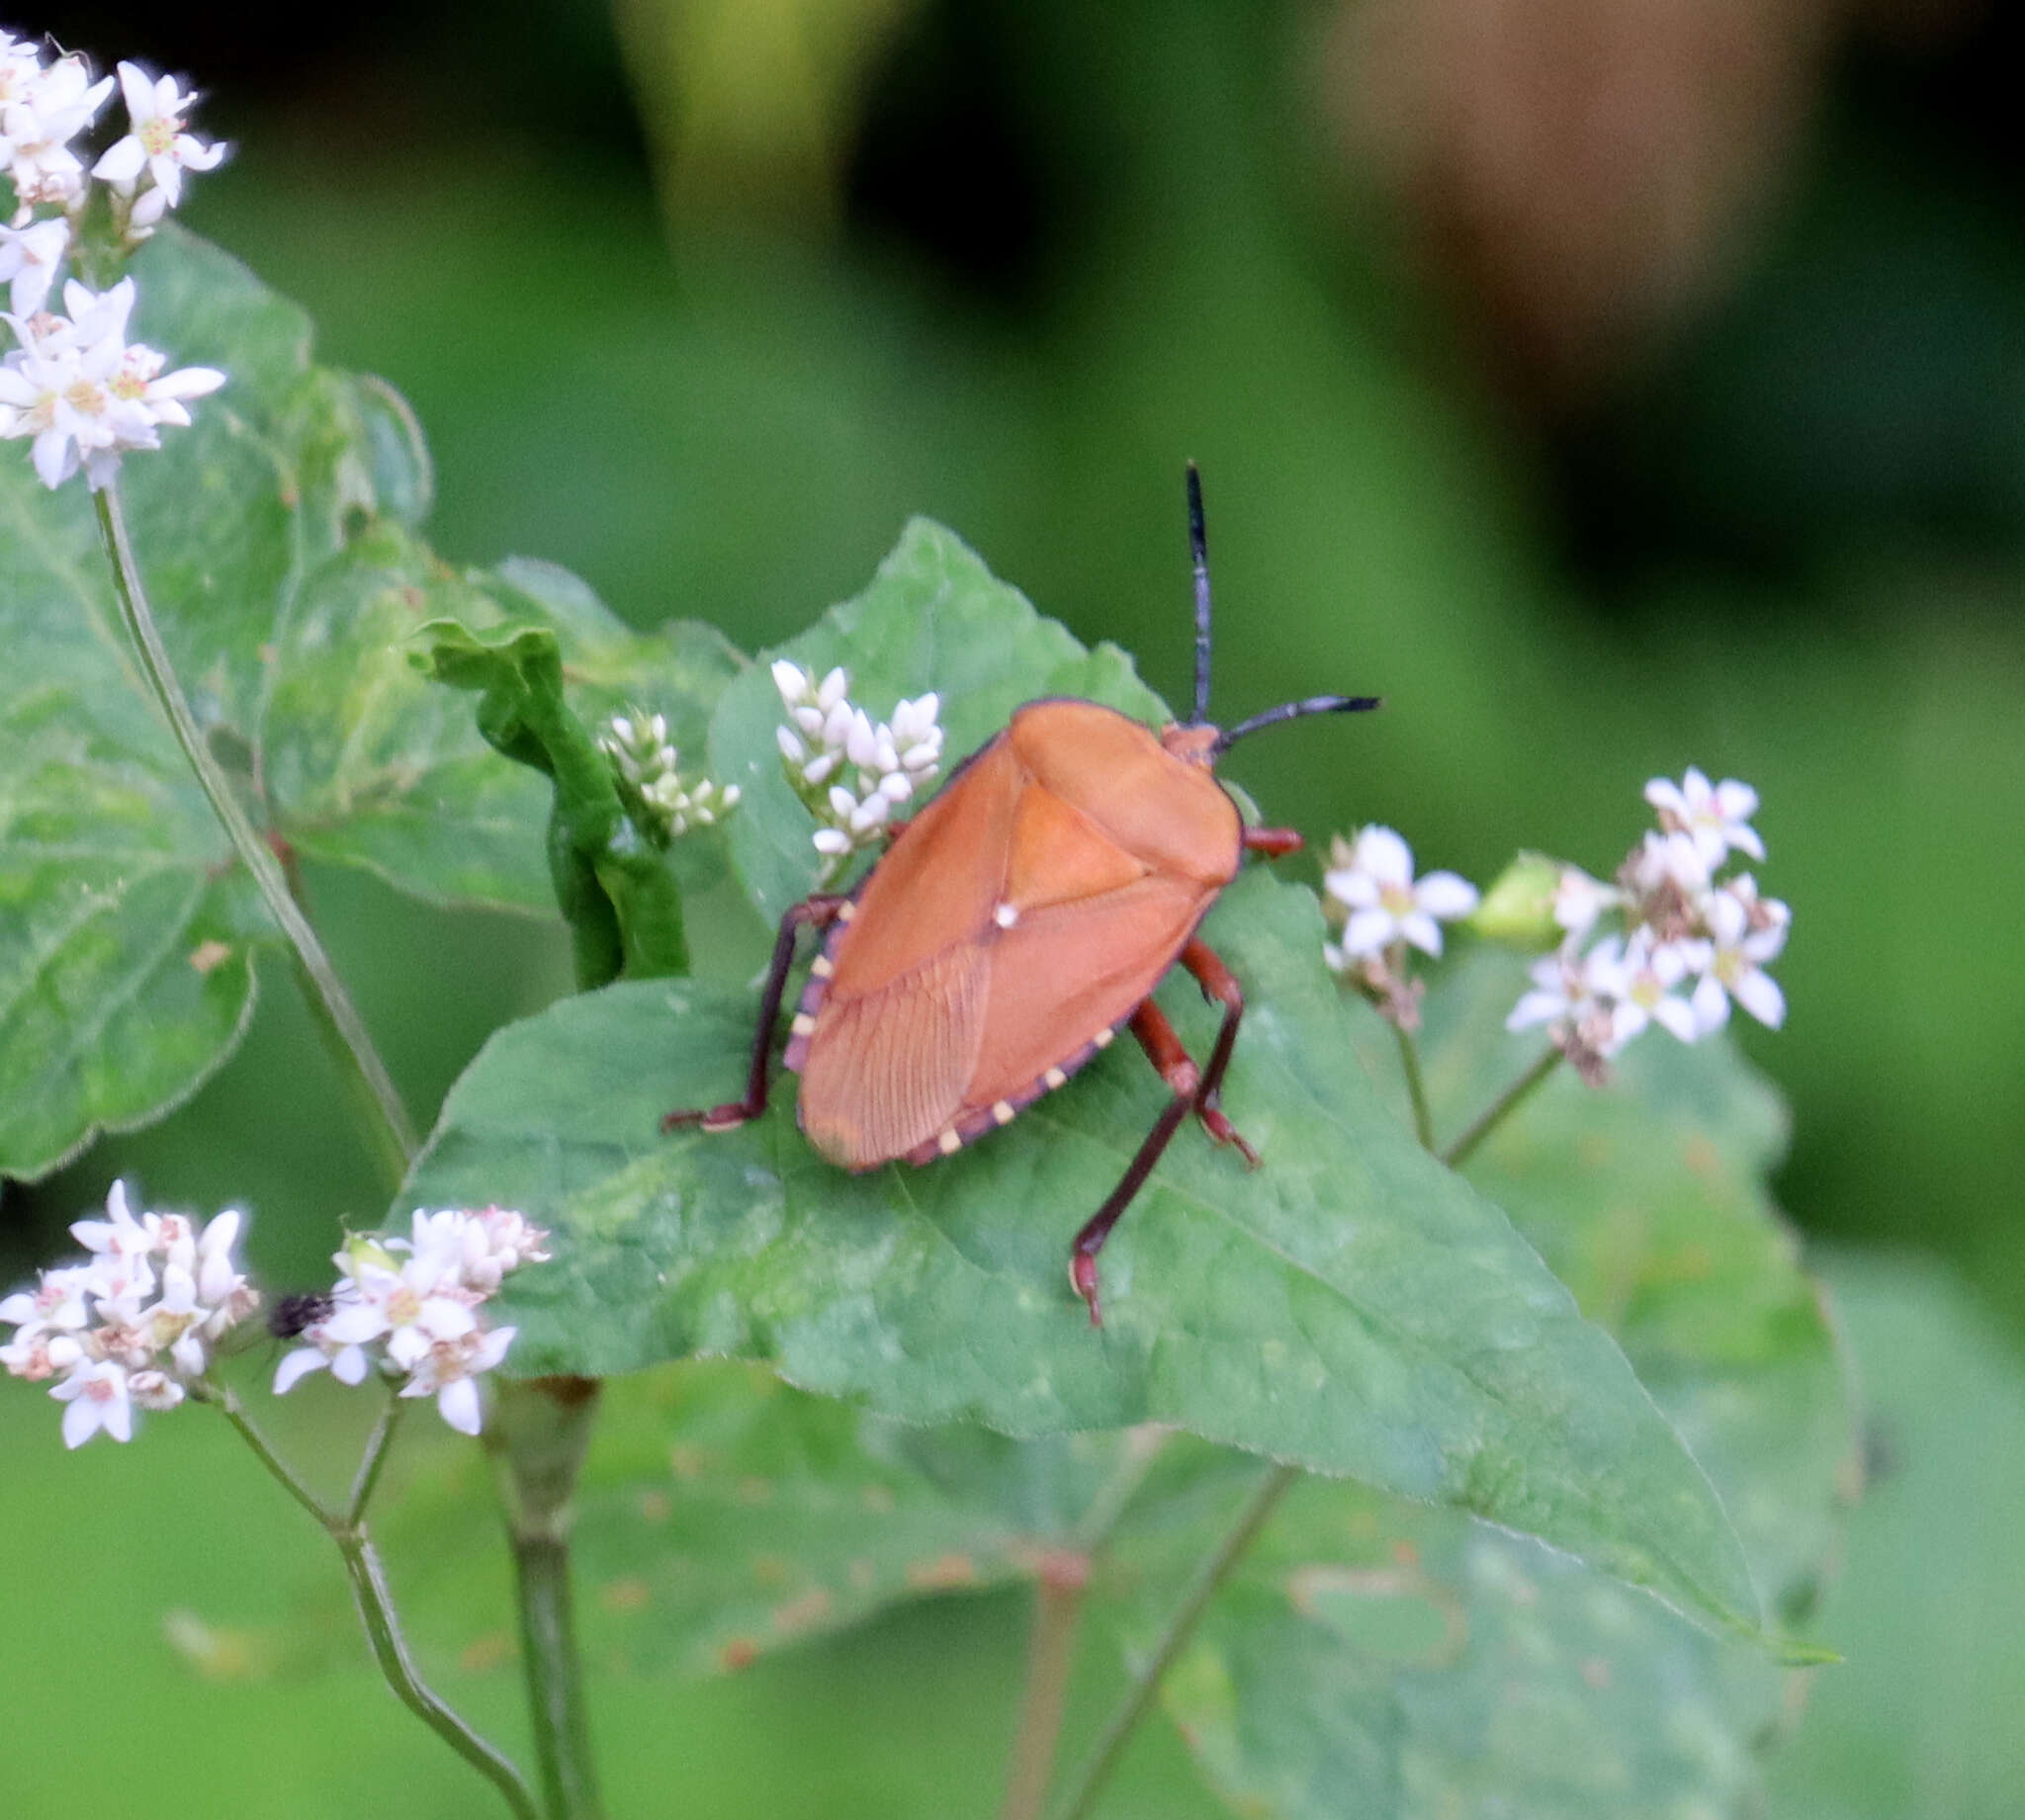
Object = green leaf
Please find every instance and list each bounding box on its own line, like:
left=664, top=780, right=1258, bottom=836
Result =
left=1139, top=951, right=1855, bottom=1820
left=407, top=529, right=1761, bottom=1636
left=0, top=228, right=333, bottom=1178
left=376, top=1362, right=1141, bottom=1679
left=0, top=225, right=741, bottom=1175
left=713, top=516, right=1161, bottom=926
left=1764, top=1253, right=2025, bottom=1820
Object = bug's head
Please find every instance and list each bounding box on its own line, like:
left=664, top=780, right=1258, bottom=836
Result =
left=1171, top=463, right=1380, bottom=766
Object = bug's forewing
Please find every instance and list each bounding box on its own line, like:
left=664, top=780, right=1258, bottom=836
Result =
left=796, top=737, right=1023, bottom=1168
left=798, top=702, right=1243, bottom=1170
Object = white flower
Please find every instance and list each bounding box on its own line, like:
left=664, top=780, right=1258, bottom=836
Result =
left=1588, top=930, right=1708, bottom=1050
left=772, top=660, right=943, bottom=877
left=271, top=1210, right=543, bottom=1432
left=1551, top=865, right=1621, bottom=942
left=1622, top=828, right=1712, bottom=899
left=2, top=53, right=113, bottom=217
left=1507, top=944, right=1604, bottom=1036
left=90, top=62, right=223, bottom=212
left=1689, top=875, right=1790, bottom=1033
left=399, top=1326, right=517, bottom=1436
left=0, top=277, right=224, bottom=489
left=0, top=214, right=66, bottom=314
left=70, top=1176, right=151, bottom=1257
left=1323, top=825, right=1479, bottom=959
left=599, top=705, right=739, bottom=840
left=50, top=1358, right=132, bottom=1447
left=2, top=1182, right=257, bottom=1442
left=1644, top=766, right=1764, bottom=869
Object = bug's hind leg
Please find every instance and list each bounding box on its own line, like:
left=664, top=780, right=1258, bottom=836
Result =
left=1069, top=1001, right=1202, bottom=1327
left=660, top=894, right=849, bottom=1136
left=1179, top=939, right=1259, bottom=1167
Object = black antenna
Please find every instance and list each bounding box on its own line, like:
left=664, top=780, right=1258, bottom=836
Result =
left=1211, top=693, right=1381, bottom=756
left=1188, top=463, right=1212, bottom=724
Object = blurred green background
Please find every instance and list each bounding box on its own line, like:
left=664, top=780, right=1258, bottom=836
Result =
left=3, top=0, right=2022, bottom=1813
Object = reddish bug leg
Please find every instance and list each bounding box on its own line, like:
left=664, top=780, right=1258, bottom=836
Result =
left=660, top=894, right=850, bottom=1135
left=1241, top=824, right=1304, bottom=857
left=1179, top=939, right=1260, bottom=1167
left=1069, top=1001, right=1203, bottom=1327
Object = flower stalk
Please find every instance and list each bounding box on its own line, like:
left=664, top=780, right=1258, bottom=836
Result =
left=210, top=1379, right=540, bottom=1820
left=1441, top=1044, right=1563, bottom=1170
left=1051, top=1461, right=1300, bottom=1820
left=93, top=480, right=418, bottom=1168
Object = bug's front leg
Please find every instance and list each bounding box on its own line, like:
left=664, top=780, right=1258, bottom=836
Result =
left=1068, top=1000, right=1202, bottom=1327
left=660, top=894, right=849, bottom=1135
left=1179, top=938, right=1259, bottom=1166
left=1242, top=824, right=1304, bottom=858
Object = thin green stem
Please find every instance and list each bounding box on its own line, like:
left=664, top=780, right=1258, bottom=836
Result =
left=1002, top=1565, right=1092, bottom=1820
left=998, top=1428, right=1173, bottom=1820
left=210, top=1383, right=339, bottom=1528
left=1052, top=1462, right=1300, bottom=1820
left=347, top=1392, right=407, bottom=1525
left=1441, top=1045, right=1563, bottom=1170
left=211, top=1383, right=538, bottom=1820
left=341, top=1534, right=543, bottom=1820
left=1394, top=1023, right=1438, bottom=1152
left=94, top=481, right=418, bottom=1170
left=275, top=843, right=411, bottom=1193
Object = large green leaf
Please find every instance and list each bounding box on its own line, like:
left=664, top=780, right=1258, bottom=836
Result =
left=404, top=540, right=1760, bottom=1636
left=1139, top=951, right=1854, bottom=1819
left=0, top=226, right=741, bottom=1176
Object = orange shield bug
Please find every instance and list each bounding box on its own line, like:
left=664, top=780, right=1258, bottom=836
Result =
left=664, top=466, right=1378, bottom=1324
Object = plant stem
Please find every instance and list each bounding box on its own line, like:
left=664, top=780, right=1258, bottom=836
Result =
left=1052, top=1461, right=1300, bottom=1820
left=1441, top=1045, right=1563, bottom=1170
left=341, top=1533, right=543, bottom=1820
left=489, top=1379, right=605, bottom=1820
left=511, top=1531, right=602, bottom=1820
left=211, top=1381, right=338, bottom=1528
left=348, top=1392, right=407, bottom=1525
left=210, top=1384, right=540, bottom=1820
left=94, top=481, right=418, bottom=1170
left=1002, top=1562, right=1093, bottom=1820
left=275, top=842, right=413, bottom=1194
left=1394, top=1023, right=1438, bottom=1152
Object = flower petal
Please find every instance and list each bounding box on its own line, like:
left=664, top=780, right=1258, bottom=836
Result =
left=1733, top=969, right=1786, bottom=1029
left=273, top=1348, right=328, bottom=1395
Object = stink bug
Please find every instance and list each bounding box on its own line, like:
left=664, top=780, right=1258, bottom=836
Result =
left=664, top=467, right=1378, bottom=1323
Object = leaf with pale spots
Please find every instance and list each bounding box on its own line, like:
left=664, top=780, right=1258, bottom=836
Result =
left=365, top=1361, right=1144, bottom=1678
left=0, top=224, right=739, bottom=1175
left=1131, top=950, right=1854, bottom=1820
left=405, top=535, right=1765, bottom=1642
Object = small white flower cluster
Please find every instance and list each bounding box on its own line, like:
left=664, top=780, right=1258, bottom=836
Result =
left=273, top=1207, right=549, bottom=1436
left=0, top=38, right=225, bottom=489
left=1509, top=767, right=1790, bottom=1083
left=600, top=707, right=741, bottom=841
left=1321, top=824, right=1480, bottom=1026
left=771, top=659, right=943, bottom=877
left=0, top=273, right=223, bottom=487
left=0, top=1180, right=256, bottom=1447
left=0, top=30, right=112, bottom=229
left=1, top=39, right=220, bottom=246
